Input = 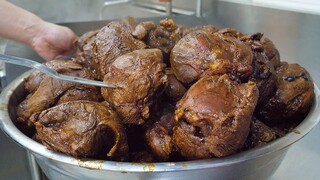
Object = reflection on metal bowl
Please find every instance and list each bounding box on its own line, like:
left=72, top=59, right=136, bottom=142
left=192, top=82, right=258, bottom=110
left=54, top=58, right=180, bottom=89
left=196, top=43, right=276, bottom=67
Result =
left=1, top=71, right=319, bottom=180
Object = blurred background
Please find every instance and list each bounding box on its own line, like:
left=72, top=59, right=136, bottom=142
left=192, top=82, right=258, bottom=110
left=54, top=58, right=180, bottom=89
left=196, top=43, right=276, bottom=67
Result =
left=7, top=0, right=320, bottom=23
left=7, top=0, right=209, bottom=22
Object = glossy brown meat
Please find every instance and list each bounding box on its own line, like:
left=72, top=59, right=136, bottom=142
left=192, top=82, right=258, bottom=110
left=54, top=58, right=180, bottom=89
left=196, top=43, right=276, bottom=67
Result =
left=132, top=21, right=156, bottom=40
left=249, top=52, right=276, bottom=105
left=17, top=60, right=99, bottom=127
left=243, top=117, right=277, bottom=150
left=170, top=28, right=253, bottom=84
left=192, top=25, right=219, bottom=35
left=173, top=75, right=259, bottom=159
left=256, top=62, right=314, bottom=125
left=145, top=113, right=176, bottom=161
left=93, top=21, right=146, bottom=79
left=24, top=60, right=88, bottom=93
left=76, top=30, right=98, bottom=50
left=132, top=19, right=216, bottom=60
left=169, top=24, right=218, bottom=40
left=56, top=87, right=101, bottom=105
left=238, top=32, right=280, bottom=69
left=24, top=70, right=46, bottom=93
left=146, top=19, right=184, bottom=57
left=261, top=38, right=281, bottom=68
left=73, top=30, right=98, bottom=69
left=34, top=101, right=128, bottom=160
left=121, top=16, right=139, bottom=31
left=240, top=33, right=277, bottom=105
left=209, top=30, right=278, bottom=103
left=164, top=68, right=187, bottom=101
left=15, top=18, right=316, bottom=162
left=101, top=49, right=167, bottom=125
left=221, top=29, right=277, bottom=98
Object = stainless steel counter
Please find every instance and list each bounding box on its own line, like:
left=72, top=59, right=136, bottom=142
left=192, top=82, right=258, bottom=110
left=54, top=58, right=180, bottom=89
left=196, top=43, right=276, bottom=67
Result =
left=1, top=1, right=320, bottom=179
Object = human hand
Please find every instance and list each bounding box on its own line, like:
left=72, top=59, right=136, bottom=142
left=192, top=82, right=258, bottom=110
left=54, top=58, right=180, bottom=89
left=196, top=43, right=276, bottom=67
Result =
left=30, top=22, right=77, bottom=61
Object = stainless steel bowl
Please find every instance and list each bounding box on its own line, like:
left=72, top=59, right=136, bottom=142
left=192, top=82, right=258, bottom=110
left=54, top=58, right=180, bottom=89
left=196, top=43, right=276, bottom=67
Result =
left=1, top=71, right=320, bottom=180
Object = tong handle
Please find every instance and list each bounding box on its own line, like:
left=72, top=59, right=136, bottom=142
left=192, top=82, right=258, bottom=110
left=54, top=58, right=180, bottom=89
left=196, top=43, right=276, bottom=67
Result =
left=0, top=54, right=116, bottom=88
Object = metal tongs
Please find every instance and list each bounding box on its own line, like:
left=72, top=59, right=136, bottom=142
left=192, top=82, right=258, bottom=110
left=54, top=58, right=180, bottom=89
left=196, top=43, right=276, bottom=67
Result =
left=0, top=54, right=116, bottom=88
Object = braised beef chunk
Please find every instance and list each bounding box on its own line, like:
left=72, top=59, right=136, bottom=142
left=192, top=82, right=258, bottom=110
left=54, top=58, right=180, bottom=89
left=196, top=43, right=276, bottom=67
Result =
left=121, top=16, right=139, bottom=31
left=164, top=68, right=187, bottom=102
left=101, top=49, right=167, bottom=125
left=261, top=38, right=281, bottom=68
left=132, top=19, right=196, bottom=66
left=145, top=112, right=176, bottom=161
left=170, top=28, right=253, bottom=85
left=239, top=33, right=277, bottom=105
left=76, top=30, right=98, bottom=49
left=213, top=28, right=255, bottom=80
left=17, top=60, right=99, bottom=127
left=243, top=117, right=277, bottom=150
left=56, top=87, right=102, bottom=105
left=93, top=21, right=146, bottom=79
left=16, top=17, right=315, bottom=162
left=35, top=101, right=128, bottom=160
left=146, top=19, right=184, bottom=59
left=248, top=51, right=276, bottom=105
left=212, top=31, right=278, bottom=106
left=132, top=21, right=156, bottom=40
left=256, top=62, right=314, bottom=125
left=192, top=25, right=219, bottom=35
left=171, top=29, right=219, bottom=84
left=24, top=71, right=46, bottom=93
left=173, top=75, right=259, bottom=159
left=73, top=30, right=98, bottom=69
left=24, top=60, right=91, bottom=93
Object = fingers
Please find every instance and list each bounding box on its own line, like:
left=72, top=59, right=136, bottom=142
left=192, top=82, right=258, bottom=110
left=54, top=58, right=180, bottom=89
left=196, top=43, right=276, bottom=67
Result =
left=32, top=22, right=78, bottom=61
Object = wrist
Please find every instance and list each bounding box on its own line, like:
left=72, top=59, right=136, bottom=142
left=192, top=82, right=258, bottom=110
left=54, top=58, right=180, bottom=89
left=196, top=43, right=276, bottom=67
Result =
left=22, top=16, right=45, bottom=48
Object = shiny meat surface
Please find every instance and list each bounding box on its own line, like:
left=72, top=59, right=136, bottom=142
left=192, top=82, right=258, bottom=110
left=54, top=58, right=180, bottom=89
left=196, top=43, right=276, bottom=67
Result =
left=132, top=21, right=156, bottom=40
left=146, top=19, right=184, bottom=60
left=24, top=60, right=89, bottom=92
left=240, top=32, right=277, bottom=105
left=164, top=68, right=187, bottom=101
left=170, top=28, right=253, bottom=84
left=34, top=101, right=128, bottom=160
left=243, top=117, right=277, bottom=150
left=101, top=49, right=167, bottom=125
left=192, top=25, right=219, bottom=35
left=56, top=87, right=101, bottom=105
left=256, top=62, right=314, bottom=125
left=248, top=51, right=277, bottom=105
left=93, top=21, right=146, bottom=79
left=75, top=30, right=98, bottom=50
left=17, top=60, right=99, bottom=127
left=145, top=113, right=176, bottom=161
left=73, top=30, right=98, bottom=69
left=261, top=37, right=281, bottom=68
left=173, top=75, right=259, bottom=159
left=16, top=18, right=316, bottom=162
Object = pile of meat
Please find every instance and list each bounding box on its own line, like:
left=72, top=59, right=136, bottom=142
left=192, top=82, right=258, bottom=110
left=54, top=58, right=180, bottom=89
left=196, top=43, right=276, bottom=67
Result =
left=16, top=17, right=314, bottom=162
